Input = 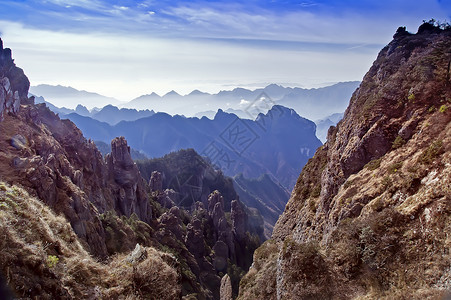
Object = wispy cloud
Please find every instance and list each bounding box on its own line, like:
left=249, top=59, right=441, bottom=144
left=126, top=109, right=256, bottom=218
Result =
left=2, top=0, right=448, bottom=43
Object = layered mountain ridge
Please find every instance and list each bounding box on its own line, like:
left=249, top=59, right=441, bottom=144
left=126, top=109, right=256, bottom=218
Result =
left=30, top=81, right=359, bottom=121
left=62, top=104, right=322, bottom=191
left=238, top=23, right=451, bottom=299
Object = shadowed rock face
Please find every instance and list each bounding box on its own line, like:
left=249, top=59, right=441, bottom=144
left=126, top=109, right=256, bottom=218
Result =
left=107, top=137, right=151, bottom=223
left=0, top=38, right=30, bottom=103
left=149, top=170, right=163, bottom=192
left=239, top=25, right=451, bottom=300
left=0, top=39, right=30, bottom=121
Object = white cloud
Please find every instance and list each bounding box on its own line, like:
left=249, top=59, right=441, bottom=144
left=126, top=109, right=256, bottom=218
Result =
left=239, top=99, right=250, bottom=106
left=0, top=19, right=380, bottom=106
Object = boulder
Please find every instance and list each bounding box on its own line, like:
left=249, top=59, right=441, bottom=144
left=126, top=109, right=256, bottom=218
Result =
left=126, top=244, right=148, bottom=265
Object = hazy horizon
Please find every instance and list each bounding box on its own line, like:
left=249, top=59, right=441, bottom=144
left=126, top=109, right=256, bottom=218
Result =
left=1, top=0, right=449, bottom=104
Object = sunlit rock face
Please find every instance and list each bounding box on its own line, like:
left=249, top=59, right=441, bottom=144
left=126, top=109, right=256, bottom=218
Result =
left=238, top=24, right=451, bottom=300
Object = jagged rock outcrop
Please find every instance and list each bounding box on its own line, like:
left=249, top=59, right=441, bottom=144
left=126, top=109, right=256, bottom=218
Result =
left=126, top=243, right=148, bottom=265
left=185, top=216, right=206, bottom=258
left=107, top=136, right=151, bottom=223
left=149, top=170, right=163, bottom=191
left=0, top=39, right=30, bottom=121
left=0, top=182, right=182, bottom=299
left=156, top=189, right=176, bottom=208
left=239, top=23, right=451, bottom=299
left=208, top=191, right=236, bottom=271
left=0, top=39, right=30, bottom=102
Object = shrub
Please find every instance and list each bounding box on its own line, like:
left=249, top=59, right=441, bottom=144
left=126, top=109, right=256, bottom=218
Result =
left=439, top=104, right=448, bottom=113
left=359, top=226, right=377, bottom=267
left=419, top=140, right=444, bottom=164
left=382, top=176, right=392, bottom=189
left=392, top=136, right=406, bottom=149
left=389, top=162, right=403, bottom=174
left=311, top=185, right=321, bottom=198
left=365, top=158, right=382, bottom=171
left=46, top=255, right=59, bottom=268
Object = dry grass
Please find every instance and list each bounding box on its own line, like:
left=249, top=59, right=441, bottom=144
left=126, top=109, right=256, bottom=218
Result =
left=0, top=182, right=181, bottom=299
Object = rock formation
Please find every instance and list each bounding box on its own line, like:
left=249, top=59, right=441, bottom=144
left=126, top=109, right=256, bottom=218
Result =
left=0, top=38, right=30, bottom=121
left=106, top=136, right=151, bottom=223
left=220, top=274, right=233, bottom=300
left=238, top=23, right=451, bottom=299
left=149, top=170, right=163, bottom=191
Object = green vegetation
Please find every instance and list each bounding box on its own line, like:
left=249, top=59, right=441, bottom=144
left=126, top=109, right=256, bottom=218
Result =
left=382, top=176, right=392, bottom=189
left=308, top=198, right=317, bottom=213
left=365, top=158, right=382, bottom=171
left=439, top=104, right=448, bottom=113
left=392, top=136, right=406, bottom=149
left=389, top=161, right=403, bottom=174
left=408, top=93, right=415, bottom=101
left=419, top=140, right=444, bottom=164
left=311, top=185, right=321, bottom=198
left=46, top=255, right=59, bottom=268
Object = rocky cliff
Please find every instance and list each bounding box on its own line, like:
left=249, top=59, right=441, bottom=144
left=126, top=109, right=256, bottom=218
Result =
left=0, top=102, right=151, bottom=258
left=239, top=22, right=451, bottom=299
left=0, top=39, right=30, bottom=121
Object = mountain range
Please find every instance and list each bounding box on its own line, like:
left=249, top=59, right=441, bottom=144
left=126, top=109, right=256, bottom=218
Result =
left=29, top=84, right=124, bottom=109
left=315, top=112, right=344, bottom=143
left=30, top=81, right=359, bottom=121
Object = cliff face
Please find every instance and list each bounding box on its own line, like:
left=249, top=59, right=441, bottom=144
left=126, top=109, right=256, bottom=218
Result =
left=239, top=24, right=451, bottom=299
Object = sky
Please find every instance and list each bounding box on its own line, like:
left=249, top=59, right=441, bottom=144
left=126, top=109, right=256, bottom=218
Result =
left=0, top=0, right=450, bottom=103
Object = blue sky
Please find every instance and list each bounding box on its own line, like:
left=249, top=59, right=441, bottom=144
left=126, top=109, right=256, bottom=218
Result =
left=0, top=0, right=449, bottom=103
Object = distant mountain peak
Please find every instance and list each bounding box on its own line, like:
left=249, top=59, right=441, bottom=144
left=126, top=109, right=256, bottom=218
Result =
left=188, top=89, right=209, bottom=96
left=163, top=90, right=181, bottom=97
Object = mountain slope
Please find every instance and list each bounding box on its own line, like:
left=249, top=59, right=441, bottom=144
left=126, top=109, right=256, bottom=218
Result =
left=239, top=23, right=451, bottom=299
left=0, top=182, right=181, bottom=299
left=232, top=173, right=290, bottom=238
